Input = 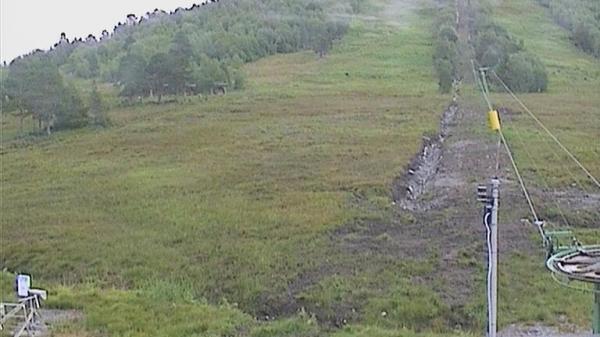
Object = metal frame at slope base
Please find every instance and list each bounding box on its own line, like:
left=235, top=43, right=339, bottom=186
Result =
left=547, top=246, right=600, bottom=334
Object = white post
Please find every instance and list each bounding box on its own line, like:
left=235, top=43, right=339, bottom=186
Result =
left=489, top=178, right=500, bottom=337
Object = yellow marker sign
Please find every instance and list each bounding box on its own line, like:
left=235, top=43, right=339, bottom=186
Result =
left=488, top=110, right=501, bottom=131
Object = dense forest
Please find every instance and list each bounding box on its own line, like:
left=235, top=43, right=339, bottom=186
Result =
left=538, top=0, right=600, bottom=58
left=1, top=0, right=355, bottom=134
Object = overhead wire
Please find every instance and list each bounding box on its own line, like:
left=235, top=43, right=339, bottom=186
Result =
left=488, top=84, right=573, bottom=230
left=487, top=68, right=600, bottom=236
left=498, top=129, right=541, bottom=223
left=471, top=59, right=541, bottom=223
left=471, top=60, right=502, bottom=176
left=501, top=119, right=570, bottom=229
left=471, top=62, right=551, bottom=253
left=490, top=70, right=600, bottom=190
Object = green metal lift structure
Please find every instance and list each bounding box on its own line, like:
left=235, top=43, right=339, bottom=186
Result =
left=545, top=230, right=600, bottom=334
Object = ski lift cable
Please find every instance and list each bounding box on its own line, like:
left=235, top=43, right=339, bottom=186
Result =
left=492, top=88, right=574, bottom=229
left=498, top=129, right=541, bottom=223
left=470, top=59, right=502, bottom=176
left=471, top=59, right=541, bottom=224
left=502, top=121, right=571, bottom=229
left=490, top=70, right=600, bottom=189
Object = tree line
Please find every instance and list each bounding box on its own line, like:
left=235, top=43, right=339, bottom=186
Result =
left=538, top=0, right=600, bottom=58
left=1, top=55, right=108, bottom=135
left=1, top=0, right=354, bottom=134
left=468, top=2, right=548, bottom=93
left=59, top=0, right=350, bottom=98
left=432, top=5, right=460, bottom=93
left=432, top=0, right=549, bottom=93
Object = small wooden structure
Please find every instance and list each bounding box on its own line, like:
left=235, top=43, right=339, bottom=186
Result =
left=0, top=275, right=46, bottom=337
left=0, top=296, right=43, bottom=337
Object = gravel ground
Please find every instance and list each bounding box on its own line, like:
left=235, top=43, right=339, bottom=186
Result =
left=499, top=324, right=597, bottom=337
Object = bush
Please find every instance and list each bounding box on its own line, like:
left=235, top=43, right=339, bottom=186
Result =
left=480, top=45, right=507, bottom=68
left=474, top=26, right=522, bottom=63
left=471, top=6, right=548, bottom=92
left=573, top=22, right=600, bottom=56
left=56, top=83, right=88, bottom=130
left=433, top=39, right=458, bottom=67
left=435, top=59, right=454, bottom=94
left=499, top=52, right=548, bottom=93
left=432, top=6, right=459, bottom=93
left=437, top=25, right=458, bottom=43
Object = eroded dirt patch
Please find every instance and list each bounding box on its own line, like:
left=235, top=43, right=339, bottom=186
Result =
left=393, top=102, right=459, bottom=211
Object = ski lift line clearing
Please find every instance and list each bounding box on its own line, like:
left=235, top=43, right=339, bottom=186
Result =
left=472, top=60, right=600, bottom=335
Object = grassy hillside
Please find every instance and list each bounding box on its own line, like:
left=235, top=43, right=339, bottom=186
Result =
left=1, top=1, right=461, bottom=336
left=490, top=0, right=600, bottom=225
left=1, top=0, right=598, bottom=335
left=466, top=0, right=600, bottom=328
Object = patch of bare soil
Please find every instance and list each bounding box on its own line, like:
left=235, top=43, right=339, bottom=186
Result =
left=499, top=324, right=595, bottom=337
left=393, top=103, right=458, bottom=210
left=333, top=97, right=540, bottom=325
left=392, top=101, right=539, bottom=302
left=15, top=309, right=83, bottom=337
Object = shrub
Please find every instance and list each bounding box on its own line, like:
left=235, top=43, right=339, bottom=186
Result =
left=435, top=59, right=454, bottom=94
left=480, top=45, right=507, bottom=68
left=499, top=52, right=548, bottom=93
left=437, top=25, right=458, bottom=43
left=432, top=6, right=459, bottom=93
left=573, top=22, right=600, bottom=55
left=471, top=7, right=548, bottom=92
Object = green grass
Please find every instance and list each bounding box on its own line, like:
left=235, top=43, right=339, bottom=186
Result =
left=464, top=0, right=600, bottom=330
left=489, top=0, right=600, bottom=231
left=2, top=0, right=598, bottom=335
left=0, top=2, right=452, bottom=336
left=490, top=0, right=600, bottom=188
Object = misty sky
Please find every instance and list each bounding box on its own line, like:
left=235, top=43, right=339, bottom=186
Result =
left=1, top=0, right=199, bottom=63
